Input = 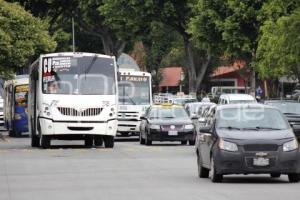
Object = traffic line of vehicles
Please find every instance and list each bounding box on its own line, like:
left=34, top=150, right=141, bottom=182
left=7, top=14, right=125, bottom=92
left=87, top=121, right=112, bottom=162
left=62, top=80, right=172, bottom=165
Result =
left=1, top=51, right=300, bottom=183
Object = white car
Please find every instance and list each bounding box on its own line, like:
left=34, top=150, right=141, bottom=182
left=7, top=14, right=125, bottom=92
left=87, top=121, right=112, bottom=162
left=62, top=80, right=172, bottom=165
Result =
left=218, top=94, right=257, bottom=105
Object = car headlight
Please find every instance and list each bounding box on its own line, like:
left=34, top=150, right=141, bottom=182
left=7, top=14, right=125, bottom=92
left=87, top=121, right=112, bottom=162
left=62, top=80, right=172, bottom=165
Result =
left=219, top=138, right=238, bottom=152
left=149, top=124, right=160, bottom=129
left=283, top=139, right=299, bottom=152
left=184, top=124, right=194, bottom=129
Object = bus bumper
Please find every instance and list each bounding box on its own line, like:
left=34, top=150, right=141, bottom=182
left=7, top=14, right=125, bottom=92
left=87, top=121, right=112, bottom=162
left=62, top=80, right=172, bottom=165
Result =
left=39, top=118, right=117, bottom=136
left=117, top=120, right=141, bottom=133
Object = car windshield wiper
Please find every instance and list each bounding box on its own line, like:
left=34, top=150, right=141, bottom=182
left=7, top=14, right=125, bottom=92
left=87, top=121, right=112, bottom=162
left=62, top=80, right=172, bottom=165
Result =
left=163, top=116, right=175, bottom=119
left=218, top=126, right=241, bottom=130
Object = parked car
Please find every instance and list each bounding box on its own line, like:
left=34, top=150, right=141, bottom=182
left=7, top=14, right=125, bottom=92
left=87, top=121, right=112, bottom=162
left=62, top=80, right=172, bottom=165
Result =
left=197, top=104, right=217, bottom=129
left=196, top=104, right=300, bottom=183
left=218, top=94, right=257, bottom=105
left=140, top=103, right=195, bottom=145
left=264, top=100, right=300, bottom=141
left=185, top=102, right=216, bottom=137
left=184, top=102, right=215, bottom=119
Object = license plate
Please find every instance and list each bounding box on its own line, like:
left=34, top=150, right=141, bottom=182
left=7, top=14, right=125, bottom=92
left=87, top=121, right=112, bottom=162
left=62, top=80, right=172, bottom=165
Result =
left=253, top=157, right=269, bottom=166
left=168, top=131, right=178, bottom=136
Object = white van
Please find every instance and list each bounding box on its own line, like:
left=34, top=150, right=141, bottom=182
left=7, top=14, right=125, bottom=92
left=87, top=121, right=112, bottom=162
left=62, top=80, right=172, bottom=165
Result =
left=218, top=94, right=257, bottom=105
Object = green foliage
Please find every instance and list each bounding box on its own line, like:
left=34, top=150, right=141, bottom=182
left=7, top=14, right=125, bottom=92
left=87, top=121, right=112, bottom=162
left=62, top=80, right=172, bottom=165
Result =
left=0, top=0, right=56, bottom=77
left=256, top=8, right=300, bottom=79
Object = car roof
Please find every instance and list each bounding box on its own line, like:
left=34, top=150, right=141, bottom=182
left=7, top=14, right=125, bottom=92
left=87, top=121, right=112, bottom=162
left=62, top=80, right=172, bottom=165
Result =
left=219, top=94, right=255, bottom=101
left=216, top=103, right=275, bottom=111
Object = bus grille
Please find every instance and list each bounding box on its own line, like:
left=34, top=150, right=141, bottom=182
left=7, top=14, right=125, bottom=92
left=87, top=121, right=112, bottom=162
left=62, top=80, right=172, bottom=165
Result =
left=57, top=107, right=102, bottom=116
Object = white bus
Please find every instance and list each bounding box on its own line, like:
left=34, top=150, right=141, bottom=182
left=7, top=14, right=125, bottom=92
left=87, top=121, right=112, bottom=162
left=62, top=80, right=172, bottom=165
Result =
left=117, top=70, right=152, bottom=136
left=28, top=52, right=118, bottom=148
left=3, top=75, right=29, bottom=137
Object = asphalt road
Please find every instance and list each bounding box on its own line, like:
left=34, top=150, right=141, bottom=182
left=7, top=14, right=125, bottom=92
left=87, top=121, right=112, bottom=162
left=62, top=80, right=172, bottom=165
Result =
left=0, top=131, right=299, bottom=200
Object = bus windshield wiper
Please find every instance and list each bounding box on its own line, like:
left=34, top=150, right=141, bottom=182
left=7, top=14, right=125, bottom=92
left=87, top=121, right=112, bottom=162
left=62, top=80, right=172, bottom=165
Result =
left=124, top=93, right=136, bottom=105
left=218, top=126, right=241, bottom=130
left=255, top=126, right=283, bottom=130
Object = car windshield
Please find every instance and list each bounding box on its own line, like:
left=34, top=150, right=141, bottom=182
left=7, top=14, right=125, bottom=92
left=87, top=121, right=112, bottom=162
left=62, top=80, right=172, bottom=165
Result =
left=216, top=108, right=289, bottom=130
left=265, top=102, right=300, bottom=115
left=118, top=75, right=150, bottom=105
left=42, top=56, right=116, bottom=95
left=149, top=107, right=189, bottom=119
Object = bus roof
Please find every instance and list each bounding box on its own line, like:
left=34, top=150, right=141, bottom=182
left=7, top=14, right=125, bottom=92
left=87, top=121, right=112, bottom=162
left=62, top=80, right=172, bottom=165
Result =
left=40, top=52, right=115, bottom=59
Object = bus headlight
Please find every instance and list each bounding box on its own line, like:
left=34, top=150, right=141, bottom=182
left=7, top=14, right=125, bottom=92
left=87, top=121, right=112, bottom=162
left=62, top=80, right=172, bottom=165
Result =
left=42, top=103, right=52, bottom=117
left=283, top=139, right=299, bottom=152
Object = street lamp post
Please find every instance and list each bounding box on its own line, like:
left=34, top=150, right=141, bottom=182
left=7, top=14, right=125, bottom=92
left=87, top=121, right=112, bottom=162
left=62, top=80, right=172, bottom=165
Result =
left=180, top=71, right=184, bottom=93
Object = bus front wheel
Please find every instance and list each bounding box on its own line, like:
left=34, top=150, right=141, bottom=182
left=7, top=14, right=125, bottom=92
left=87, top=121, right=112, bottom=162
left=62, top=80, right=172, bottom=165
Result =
left=41, top=135, right=51, bottom=149
left=31, top=134, right=40, bottom=147
left=104, top=136, right=114, bottom=148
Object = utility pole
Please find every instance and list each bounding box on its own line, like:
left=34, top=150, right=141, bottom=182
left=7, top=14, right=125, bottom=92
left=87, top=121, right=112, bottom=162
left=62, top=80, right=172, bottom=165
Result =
left=72, top=17, right=75, bottom=52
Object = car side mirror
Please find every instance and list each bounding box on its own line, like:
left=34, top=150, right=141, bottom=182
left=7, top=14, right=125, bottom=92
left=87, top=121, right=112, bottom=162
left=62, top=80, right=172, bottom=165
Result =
left=198, top=118, right=206, bottom=123
left=140, top=115, right=146, bottom=120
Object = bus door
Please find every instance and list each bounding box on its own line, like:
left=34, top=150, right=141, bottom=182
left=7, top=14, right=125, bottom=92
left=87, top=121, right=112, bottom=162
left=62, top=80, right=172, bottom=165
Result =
left=14, top=85, right=29, bottom=133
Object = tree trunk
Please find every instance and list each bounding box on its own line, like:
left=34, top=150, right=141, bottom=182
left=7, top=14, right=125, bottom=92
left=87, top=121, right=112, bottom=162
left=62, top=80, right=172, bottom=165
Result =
left=183, top=38, right=197, bottom=94
left=183, top=37, right=212, bottom=95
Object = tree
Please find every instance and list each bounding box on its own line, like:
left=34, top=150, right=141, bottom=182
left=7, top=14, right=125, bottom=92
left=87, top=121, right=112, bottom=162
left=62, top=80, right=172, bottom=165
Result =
left=100, top=0, right=216, bottom=94
left=256, top=0, right=300, bottom=80
left=256, top=8, right=300, bottom=80
left=11, top=0, right=128, bottom=57
left=0, top=0, right=56, bottom=77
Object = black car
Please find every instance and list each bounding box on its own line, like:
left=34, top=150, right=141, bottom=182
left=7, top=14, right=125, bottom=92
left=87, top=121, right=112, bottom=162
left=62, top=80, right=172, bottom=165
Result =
left=196, top=104, right=300, bottom=183
left=140, top=104, right=195, bottom=145
left=264, top=100, right=300, bottom=141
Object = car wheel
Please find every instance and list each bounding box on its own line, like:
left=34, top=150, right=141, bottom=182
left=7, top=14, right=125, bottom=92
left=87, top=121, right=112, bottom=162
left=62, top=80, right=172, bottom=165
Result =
left=288, top=173, right=300, bottom=183
left=197, top=152, right=209, bottom=178
left=103, top=136, right=114, bottom=148
left=139, top=133, right=145, bottom=145
left=189, top=140, right=195, bottom=146
left=94, top=136, right=103, bottom=146
left=31, top=134, right=40, bottom=147
left=209, top=156, right=223, bottom=183
left=41, top=135, right=51, bottom=149
left=270, top=173, right=281, bottom=178
left=181, top=140, right=187, bottom=145
left=145, top=133, right=152, bottom=146
left=84, top=136, right=93, bottom=147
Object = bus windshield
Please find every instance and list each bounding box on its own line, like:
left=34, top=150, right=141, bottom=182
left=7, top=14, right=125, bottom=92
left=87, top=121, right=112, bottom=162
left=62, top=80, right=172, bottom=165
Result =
left=42, top=56, right=116, bottom=95
left=15, top=84, right=29, bottom=113
left=118, top=75, right=150, bottom=105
